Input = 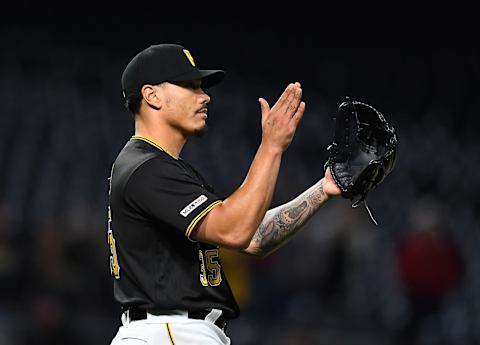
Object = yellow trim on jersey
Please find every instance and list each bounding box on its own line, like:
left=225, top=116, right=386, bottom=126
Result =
left=130, top=136, right=177, bottom=160
left=185, top=200, right=222, bottom=239
left=166, top=323, right=176, bottom=345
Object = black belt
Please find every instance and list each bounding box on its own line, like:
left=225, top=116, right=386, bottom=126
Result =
left=124, top=306, right=227, bottom=330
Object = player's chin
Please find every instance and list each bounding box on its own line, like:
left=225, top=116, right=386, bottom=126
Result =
left=193, top=122, right=208, bottom=137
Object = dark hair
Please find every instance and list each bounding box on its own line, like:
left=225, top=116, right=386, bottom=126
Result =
left=124, top=92, right=143, bottom=115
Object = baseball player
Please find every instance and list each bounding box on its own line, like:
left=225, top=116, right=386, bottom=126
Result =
left=108, top=43, right=341, bottom=345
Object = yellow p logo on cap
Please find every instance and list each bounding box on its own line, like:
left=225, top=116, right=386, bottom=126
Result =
left=183, top=49, right=196, bottom=67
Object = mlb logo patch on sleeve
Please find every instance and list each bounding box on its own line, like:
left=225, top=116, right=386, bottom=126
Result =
left=180, top=195, right=208, bottom=217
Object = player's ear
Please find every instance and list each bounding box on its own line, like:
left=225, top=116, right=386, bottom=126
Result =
left=141, top=84, right=161, bottom=110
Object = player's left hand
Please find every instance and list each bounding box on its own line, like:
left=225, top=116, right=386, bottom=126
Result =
left=324, top=167, right=342, bottom=197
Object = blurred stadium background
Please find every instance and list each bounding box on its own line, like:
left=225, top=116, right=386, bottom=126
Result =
left=0, top=4, right=478, bottom=345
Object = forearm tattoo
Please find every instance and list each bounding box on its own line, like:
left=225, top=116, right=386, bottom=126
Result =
left=248, top=179, right=328, bottom=256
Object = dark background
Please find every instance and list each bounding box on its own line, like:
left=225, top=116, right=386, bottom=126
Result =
left=0, top=3, right=479, bottom=345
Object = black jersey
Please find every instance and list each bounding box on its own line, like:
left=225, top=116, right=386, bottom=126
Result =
left=107, top=137, right=239, bottom=319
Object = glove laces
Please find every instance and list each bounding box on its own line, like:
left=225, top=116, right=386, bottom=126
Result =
left=352, top=197, right=379, bottom=226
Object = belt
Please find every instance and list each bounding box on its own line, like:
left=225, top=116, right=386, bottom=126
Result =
left=124, top=306, right=228, bottom=330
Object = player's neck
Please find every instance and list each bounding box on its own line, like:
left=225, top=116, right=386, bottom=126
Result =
left=134, top=120, right=186, bottom=160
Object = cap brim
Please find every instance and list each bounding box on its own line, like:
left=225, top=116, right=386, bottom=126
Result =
left=169, top=69, right=225, bottom=88
left=198, top=70, right=225, bottom=88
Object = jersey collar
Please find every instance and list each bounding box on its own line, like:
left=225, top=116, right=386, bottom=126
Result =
left=130, top=136, right=178, bottom=160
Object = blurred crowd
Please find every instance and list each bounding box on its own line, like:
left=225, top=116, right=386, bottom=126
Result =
left=0, top=26, right=479, bottom=345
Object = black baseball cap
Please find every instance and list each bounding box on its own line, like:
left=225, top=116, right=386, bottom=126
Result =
left=121, top=43, right=225, bottom=99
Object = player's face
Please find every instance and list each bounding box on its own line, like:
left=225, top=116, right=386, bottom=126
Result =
left=159, top=79, right=210, bottom=137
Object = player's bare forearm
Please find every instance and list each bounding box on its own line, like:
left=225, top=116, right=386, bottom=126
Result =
left=192, top=84, right=305, bottom=249
left=242, top=178, right=330, bottom=257
left=191, top=142, right=283, bottom=249
left=219, top=142, right=282, bottom=232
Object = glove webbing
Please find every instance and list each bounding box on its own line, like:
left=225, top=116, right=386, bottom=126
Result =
left=339, top=99, right=380, bottom=226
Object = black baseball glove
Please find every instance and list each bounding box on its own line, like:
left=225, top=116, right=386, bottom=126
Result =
left=325, top=96, right=397, bottom=224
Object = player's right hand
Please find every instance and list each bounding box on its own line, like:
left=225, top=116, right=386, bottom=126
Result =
left=258, top=82, right=305, bottom=152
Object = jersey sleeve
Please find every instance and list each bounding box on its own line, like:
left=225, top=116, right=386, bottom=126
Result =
left=124, top=157, right=222, bottom=239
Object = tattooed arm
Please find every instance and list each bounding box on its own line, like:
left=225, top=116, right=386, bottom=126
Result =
left=242, top=169, right=341, bottom=257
